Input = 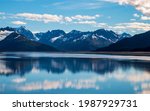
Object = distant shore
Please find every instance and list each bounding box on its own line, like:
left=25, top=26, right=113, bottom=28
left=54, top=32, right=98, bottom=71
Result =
left=77, top=51, right=150, bottom=56
left=0, top=51, right=150, bottom=56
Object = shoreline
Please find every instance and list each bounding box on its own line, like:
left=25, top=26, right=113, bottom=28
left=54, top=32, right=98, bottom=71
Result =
left=0, top=51, right=150, bottom=56
left=72, top=51, right=150, bottom=56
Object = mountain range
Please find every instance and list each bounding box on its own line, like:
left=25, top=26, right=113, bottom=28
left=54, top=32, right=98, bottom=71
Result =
left=36, top=29, right=131, bottom=51
left=0, top=32, right=57, bottom=52
left=97, top=31, right=150, bottom=51
left=0, top=26, right=132, bottom=52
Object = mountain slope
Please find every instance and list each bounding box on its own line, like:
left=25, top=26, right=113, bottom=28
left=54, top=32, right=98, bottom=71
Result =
left=0, top=32, right=58, bottom=52
left=97, top=31, right=150, bottom=51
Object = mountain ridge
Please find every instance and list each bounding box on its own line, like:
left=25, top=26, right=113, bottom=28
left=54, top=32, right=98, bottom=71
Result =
left=0, top=32, right=58, bottom=52
left=36, top=28, right=131, bottom=51
left=96, top=31, right=150, bottom=52
left=3, top=26, right=150, bottom=52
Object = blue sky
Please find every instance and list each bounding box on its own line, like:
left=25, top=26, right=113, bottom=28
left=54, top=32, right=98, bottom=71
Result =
left=0, top=0, right=150, bottom=34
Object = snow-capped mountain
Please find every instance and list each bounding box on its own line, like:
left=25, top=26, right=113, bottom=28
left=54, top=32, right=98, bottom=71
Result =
left=0, top=26, right=131, bottom=51
left=15, top=26, right=38, bottom=40
left=36, top=29, right=131, bottom=51
left=0, top=32, right=58, bottom=52
left=97, top=31, right=150, bottom=51
left=0, top=26, right=38, bottom=41
left=36, top=30, right=65, bottom=43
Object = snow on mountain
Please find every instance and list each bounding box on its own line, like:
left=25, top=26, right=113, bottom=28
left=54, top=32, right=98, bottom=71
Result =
left=16, top=26, right=39, bottom=40
left=0, top=30, right=13, bottom=41
left=0, top=26, right=38, bottom=41
left=81, top=34, right=90, bottom=39
left=14, top=35, right=21, bottom=39
left=50, top=35, right=64, bottom=42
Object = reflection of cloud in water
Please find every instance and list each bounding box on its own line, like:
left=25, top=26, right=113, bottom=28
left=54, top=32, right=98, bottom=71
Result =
left=18, top=81, right=62, bottom=91
left=128, top=73, right=150, bottom=83
left=140, top=83, right=150, bottom=94
left=141, top=90, right=150, bottom=94
left=10, top=69, right=150, bottom=93
left=31, top=67, right=40, bottom=73
left=0, top=61, right=13, bottom=74
left=17, top=76, right=104, bottom=91
left=142, top=83, right=150, bottom=89
left=0, top=53, right=150, bottom=93
left=12, top=78, right=26, bottom=83
left=108, top=70, right=150, bottom=94
left=112, top=71, right=150, bottom=83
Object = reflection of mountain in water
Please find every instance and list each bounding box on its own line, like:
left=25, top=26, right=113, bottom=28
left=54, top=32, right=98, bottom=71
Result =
left=0, top=57, right=150, bottom=76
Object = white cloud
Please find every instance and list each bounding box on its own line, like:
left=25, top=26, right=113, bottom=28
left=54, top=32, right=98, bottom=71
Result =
left=115, top=22, right=150, bottom=31
left=133, top=13, right=140, bottom=18
left=12, top=78, right=26, bottom=83
left=16, top=13, right=63, bottom=23
left=12, top=21, right=27, bottom=25
left=141, top=15, right=150, bottom=20
left=64, top=17, right=72, bottom=22
left=15, top=13, right=101, bottom=24
left=95, top=23, right=108, bottom=28
left=130, top=19, right=136, bottom=21
left=71, top=14, right=100, bottom=21
left=104, top=0, right=150, bottom=16
left=94, top=22, right=150, bottom=34
left=74, top=20, right=108, bottom=28
left=93, top=21, right=150, bottom=33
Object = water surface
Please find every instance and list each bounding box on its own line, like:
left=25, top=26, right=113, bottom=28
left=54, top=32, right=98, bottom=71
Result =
left=0, top=52, right=150, bottom=94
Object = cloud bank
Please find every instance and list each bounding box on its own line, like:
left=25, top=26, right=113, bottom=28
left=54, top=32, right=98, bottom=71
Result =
left=12, top=21, right=27, bottom=25
left=104, top=0, right=150, bottom=16
left=16, top=13, right=100, bottom=24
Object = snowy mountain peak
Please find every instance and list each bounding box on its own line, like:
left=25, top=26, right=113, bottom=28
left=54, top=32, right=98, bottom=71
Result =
left=15, top=26, right=38, bottom=40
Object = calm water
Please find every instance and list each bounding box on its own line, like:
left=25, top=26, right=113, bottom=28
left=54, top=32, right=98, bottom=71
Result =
left=0, top=52, right=150, bottom=94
